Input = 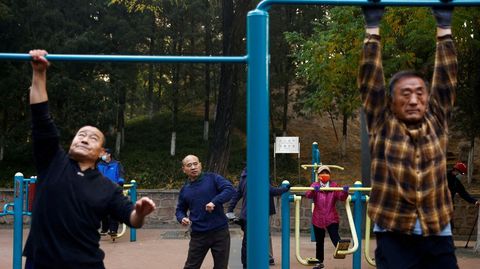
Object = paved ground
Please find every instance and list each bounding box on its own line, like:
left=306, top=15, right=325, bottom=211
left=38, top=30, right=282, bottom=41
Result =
left=1, top=228, right=479, bottom=268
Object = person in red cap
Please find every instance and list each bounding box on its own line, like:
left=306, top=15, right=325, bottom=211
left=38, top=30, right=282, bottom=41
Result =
left=447, top=162, right=479, bottom=228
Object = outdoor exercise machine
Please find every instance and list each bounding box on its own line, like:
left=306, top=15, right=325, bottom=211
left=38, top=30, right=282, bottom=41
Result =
left=0, top=173, right=35, bottom=269
left=0, top=173, right=138, bottom=269
left=283, top=183, right=375, bottom=269
left=289, top=192, right=356, bottom=265
left=281, top=143, right=373, bottom=269
left=2, top=1, right=480, bottom=268
left=102, top=181, right=139, bottom=242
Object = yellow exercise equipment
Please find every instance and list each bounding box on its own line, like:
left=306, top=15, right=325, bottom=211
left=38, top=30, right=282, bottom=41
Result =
left=293, top=194, right=359, bottom=265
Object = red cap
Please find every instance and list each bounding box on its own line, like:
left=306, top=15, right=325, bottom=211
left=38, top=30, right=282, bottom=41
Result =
left=453, top=162, right=467, bottom=174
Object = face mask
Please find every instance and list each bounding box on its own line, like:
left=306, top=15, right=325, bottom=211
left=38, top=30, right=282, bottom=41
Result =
left=456, top=174, right=463, bottom=180
left=101, top=155, right=107, bottom=161
left=319, top=174, right=330, bottom=184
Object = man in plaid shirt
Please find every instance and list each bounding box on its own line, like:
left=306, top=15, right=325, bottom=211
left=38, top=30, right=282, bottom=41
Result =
left=358, top=6, right=458, bottom=269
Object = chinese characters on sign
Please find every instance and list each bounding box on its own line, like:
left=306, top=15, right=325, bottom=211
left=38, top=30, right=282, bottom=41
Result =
left=275, top=137, right=300, bottom=154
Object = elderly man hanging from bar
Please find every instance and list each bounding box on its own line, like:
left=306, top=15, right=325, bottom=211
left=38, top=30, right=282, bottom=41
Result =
left=358, top=5, right=459, bottom=269
left=23, top=50, right=156, bottom=269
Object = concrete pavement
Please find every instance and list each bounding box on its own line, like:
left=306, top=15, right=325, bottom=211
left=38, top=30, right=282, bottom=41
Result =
left=1, top=228, right=479, bottom=268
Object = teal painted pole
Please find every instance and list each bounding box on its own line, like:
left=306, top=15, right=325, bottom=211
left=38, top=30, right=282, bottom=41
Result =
left=310, top=142, right=320, bottom=241
left=130, top=180, right=137, bottom=242
left=247, top=9, right=270, bottom=269
left=257, top=0, right=480, bottom=10
left=13, top=173, right=24, bottom=269
left=352, top=181, right=364, bottom=269
left=0, top=53, right=247, bottom=63
left=311, top=142, right=320, bottom=181
left=281, top=181, right=291, bottom=269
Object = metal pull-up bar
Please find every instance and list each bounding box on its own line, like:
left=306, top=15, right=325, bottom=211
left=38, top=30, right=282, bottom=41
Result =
left=0, top=53, right=247, bottom=63
left=257, top=0, right=480, bottom=10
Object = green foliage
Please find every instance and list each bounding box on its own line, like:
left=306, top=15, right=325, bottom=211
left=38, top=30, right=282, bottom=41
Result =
left=285, top=7, right=363, bottom=121
left=452, top=7, right=480, bottom=140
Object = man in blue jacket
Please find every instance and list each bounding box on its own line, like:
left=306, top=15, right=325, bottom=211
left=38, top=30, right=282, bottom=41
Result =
left=175, top=155, right=235, bottom=269
left=97, top=148, right=126, bottom=236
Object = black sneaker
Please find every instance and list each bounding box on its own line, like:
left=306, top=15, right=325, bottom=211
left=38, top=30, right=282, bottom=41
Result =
left=269, top=258, right=275, bottom=265
left=312, top=263, right=324, bottom=269
left=100, top=231, right=108, bottom=236
left=108, top=231, right=118, bottom=237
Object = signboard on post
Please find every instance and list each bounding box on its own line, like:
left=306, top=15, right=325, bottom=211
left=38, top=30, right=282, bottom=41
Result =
left=273, top=136, right=300, bottom=184
left=275, top=136, right=300, bottom=154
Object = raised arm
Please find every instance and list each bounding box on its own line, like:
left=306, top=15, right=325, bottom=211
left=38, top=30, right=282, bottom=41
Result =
left=357, top=6, right=387, bottom=132
left=29, top=50, right=49, bottom=104
left=430, top=7, right=457, bottom=121
left=29, top=49, right=61, bottom=175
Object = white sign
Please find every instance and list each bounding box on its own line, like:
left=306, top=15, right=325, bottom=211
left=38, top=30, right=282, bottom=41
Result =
left=275, top=136, right=300, bottom=154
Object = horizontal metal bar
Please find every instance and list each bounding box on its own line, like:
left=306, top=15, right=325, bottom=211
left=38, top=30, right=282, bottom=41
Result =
left=0, top=53, right=248, bottom=64
left=257, top=0, right=480, bottom=10
left=301, top=164, right=345, bottom=170
left=290, top=186, right=372, bottom=192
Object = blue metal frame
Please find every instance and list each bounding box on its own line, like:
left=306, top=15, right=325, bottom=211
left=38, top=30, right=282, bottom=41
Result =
left=281, top=187, right=294, bottom=269
left=351, top=181, right=364, bottom=269
left=12, top=173, right=24, bottom=269
left=0, top=174, right=37, bottom=269
left=246, top=9, right=270, bottom=269
left=257, top=0, right=479, bottom=10
left=129, top=180, right=138, bottom=242
left=0, top=53, right=247, bottom=63
left=310, top=143, right=320, bottom=241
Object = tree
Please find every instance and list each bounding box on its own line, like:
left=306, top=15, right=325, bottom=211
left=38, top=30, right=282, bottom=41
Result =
left=286, top=7, right=364, bottom=157
left=452, top=7, right=480, bottom=183
left=286, top=7, right=445, bottom=157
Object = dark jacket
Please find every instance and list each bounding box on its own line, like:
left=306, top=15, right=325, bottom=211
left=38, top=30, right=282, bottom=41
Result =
left=24, top=102, right=134, bottom=269
left=175, top=172, right=235, bottom=232
left=228, top=168, right=289, bottom=220
left=447, top=170, right=477, bottom=205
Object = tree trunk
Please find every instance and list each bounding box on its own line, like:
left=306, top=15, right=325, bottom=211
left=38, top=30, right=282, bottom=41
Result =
left=171, top=64, right=180, bottom=157
left=203, top=0, right=212, bottom=141
left=467, top=137, right=475, bottom=184
left=282, top=82, right=289, bottom=136
left=170, top=10, right=185, bottom=157
left=328, top=111, right=339, bottom=143
left=116, top=83, right=126, bottom=156
left=340, top=113, right=348, bottom=158
left=147, top=13, right=156, bottom=119
left=0, top=109, right=5, bottom=161
left=207, top=0, right=235, bottom=174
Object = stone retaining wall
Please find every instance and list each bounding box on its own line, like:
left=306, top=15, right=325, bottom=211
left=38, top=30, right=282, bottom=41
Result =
left=1, top=188, right=478, bottom=241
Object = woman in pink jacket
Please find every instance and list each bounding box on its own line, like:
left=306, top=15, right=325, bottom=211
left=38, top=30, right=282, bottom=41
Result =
left=305, top=165, right=349, bottom=269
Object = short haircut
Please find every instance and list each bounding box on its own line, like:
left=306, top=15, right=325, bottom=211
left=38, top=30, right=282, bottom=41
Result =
left=388, top=70, right=430, bottom=97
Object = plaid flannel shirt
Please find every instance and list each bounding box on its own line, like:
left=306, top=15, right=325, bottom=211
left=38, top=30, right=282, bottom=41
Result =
left=358, top=34, right=457, bottom=235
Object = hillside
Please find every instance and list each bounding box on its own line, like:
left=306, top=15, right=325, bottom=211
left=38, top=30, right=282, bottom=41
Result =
left=0, top=104, right=478, bottom=193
